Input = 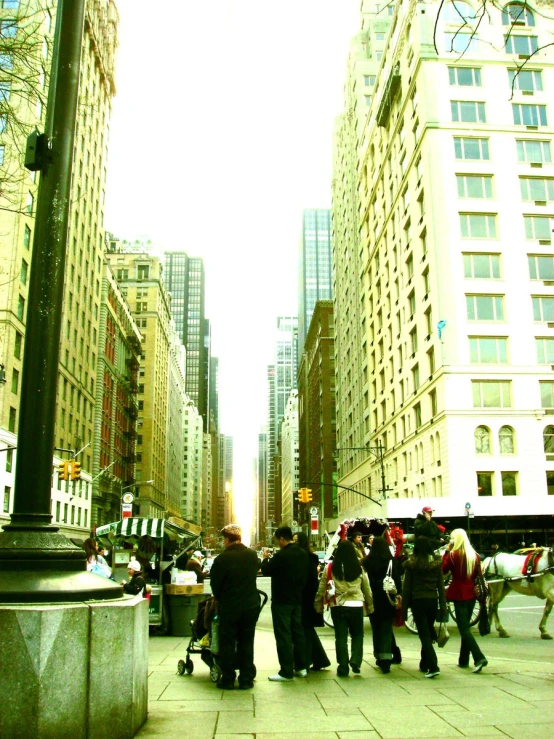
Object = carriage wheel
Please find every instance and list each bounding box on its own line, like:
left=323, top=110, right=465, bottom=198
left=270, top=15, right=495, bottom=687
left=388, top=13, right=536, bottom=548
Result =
left=185, top=657, right=194, bottom=675
left=210, top=663, right=221, bottom=683
left=177, top=659, right=186, bottom=675
left=323, top=606, right=334, bottom=629
left=404, top=608, right=418, bottom=634
left=470, top=600, right=484, bottom=626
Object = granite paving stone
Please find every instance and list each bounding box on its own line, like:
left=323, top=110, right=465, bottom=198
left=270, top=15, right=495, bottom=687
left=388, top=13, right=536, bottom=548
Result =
left=496, top=725, right=554, bottom=739
left=136, top=711, right=217, bottom=738
left=216, top=709, right=373, bottom=735
left=442, top=707, right=550, bottom=730
left=336, top=732, right=379, bottom=738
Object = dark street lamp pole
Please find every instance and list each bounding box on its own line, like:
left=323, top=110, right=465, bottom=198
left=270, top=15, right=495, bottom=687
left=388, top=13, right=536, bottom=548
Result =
left=334, top=443, right=392, bottom=500
left=0, top=0, right=120, bottom=601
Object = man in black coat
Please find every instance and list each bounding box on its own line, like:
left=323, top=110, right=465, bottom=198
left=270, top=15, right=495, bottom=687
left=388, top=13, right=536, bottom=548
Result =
left=261, top=526, right=309, bottom=681
left=414, top=506, right=445, bottom=550
left=210, top=523, right=260, bottom=690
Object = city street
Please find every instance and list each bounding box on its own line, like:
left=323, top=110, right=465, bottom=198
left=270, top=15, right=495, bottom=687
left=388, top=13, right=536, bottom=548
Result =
left=139, top=577, right=554, bottom=738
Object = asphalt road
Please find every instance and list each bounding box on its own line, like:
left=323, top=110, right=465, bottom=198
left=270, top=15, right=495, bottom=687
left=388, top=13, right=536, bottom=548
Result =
left=253, top=576, right=553, bottom=667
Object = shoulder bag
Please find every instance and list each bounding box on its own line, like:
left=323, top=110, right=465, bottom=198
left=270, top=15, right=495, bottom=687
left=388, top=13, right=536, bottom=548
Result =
left=437, top=621, right=450, bottom=648
left=324, top=562, right=336, bottom=606
left=383, top=560, right=397, bottom=605
left=473, top=560, right=489, bottom=603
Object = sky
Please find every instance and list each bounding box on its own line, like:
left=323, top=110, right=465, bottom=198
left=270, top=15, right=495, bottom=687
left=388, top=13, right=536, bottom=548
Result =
left=104, top=0, right=361, bottom=537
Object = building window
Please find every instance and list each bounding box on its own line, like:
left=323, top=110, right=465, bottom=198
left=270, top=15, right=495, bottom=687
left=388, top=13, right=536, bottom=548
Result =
left=412, top=364, right=420, bottom=390
left=23, top=224, right=31, bottom=249
left=137, top=265, right=150, bottom=280
left=26, top=192, right=34, bottom=215
left=502, top=3, right=535, bottom=26
left=451, top=100, right=486, bottom=123
left=505, top=35, right=538, bottom=56
left=8, top=406, right=16, bottom=432
left=20, top=259, right=28, bottom=285
left=469, top=336, right=508, bottom=363
left=0, top=19, right=18, bottom=37
left=529, top=254, right=554, bottom=279
left=11, top=368, right=19, bottom=394
left=448, top=66, right=481, bottom=86
left=508, top=69, right=542, bottom=92
left=475, top=426, right=491, bottom=454
left=6, top=448, right=13, bottom=472
left=546, top=472, right=554, bottom=495
left=501, top=471, right=518, bottom=496
left=457, top=174, right=493, bottom=199
left=460, top=213, right=497, bottom=238
left=532, top=296, right=554, bottom=321
left=520, top=177, right=554, bottom=202
left=477, top=472, right=493, bottom=496
left=414, top=403, right=422, bottom=429
left=0, top=144, right=4, bottom=166
left=445, top=32, right=478, bottom=54
left=524, top=216, right=552, bottom=240
left=14, top=329, right=22, bottom=358
left=429, top=388, right=437, bottom=415
left=543, top=425, right=554, bottom=458
left=512, top=103, right=547, bottom=126
left=499, top=426, right=515, bottom=454
left=17, top=295, right=25, bottom=321
left=540, top=381, right=554, bottom=408
left=3, top=486, right=10, bottom=513
left=516, top=139, right=551, bottom=163
left=466, top=294, right=504, bottom=321
left=472, top=381, right=511, bottom=408
left=56, top=501, right=60, bottom=521
left=536, top=337, right=554, bottom=363
left=463, top=253, right=500, bottom=278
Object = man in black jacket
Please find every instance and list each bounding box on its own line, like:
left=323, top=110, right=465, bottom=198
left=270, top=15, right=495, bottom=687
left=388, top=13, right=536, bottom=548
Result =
left=414, top=506, right=445, bottom=550
left=261, top=526, right=309, bottom=681
left=210, top=523, right=260, bottom=690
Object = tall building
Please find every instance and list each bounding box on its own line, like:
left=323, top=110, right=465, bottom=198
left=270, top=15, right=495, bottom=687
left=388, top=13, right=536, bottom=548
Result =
left=280, top=391, right=299, bottom=526
left=298, top=300, right=337, bottom=528
left=255, top=428, right=268, bottom=544
left=91, top=262, right=142, bottom=527
left=166, top=329, right=187, bottom=518
left=106, top=250, right=174, bottom=517
left=298, top=209, right=333, bottom=355
left=0, top=1, right=119, bottom=488
left=163, top=252, right=207, bottom=427
left=182, top=397, right=203, bottom=523
left=223, top=435, right=234, bottom=523
left=266, top=316, right=299, bottom=524
left=333, top=0, right=554, bottom=531
left=209, top=356, right=219, bottom=433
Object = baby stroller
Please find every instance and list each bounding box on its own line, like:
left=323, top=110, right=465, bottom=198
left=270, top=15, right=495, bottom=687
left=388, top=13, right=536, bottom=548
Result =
left=177, top=589, right=268, bottom=683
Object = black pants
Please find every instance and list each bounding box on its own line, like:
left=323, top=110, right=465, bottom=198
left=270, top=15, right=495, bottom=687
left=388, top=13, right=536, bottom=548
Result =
left=369, top=612, right=394, bottom=661
left=331, top=606, right=364, bottom=676
left=271, top=603, right=307, bottom=678
left=411, top=598, right=439, bottom=672
left=218, top=606, right=259, bottom=686
left=304, top=624, right=331, bottom=669
left=453, top=599, right=485, bottom=666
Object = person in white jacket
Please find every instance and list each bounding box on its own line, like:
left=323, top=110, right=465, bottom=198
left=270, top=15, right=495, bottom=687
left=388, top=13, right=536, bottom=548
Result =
left=315, top=540, right=373, bottom=677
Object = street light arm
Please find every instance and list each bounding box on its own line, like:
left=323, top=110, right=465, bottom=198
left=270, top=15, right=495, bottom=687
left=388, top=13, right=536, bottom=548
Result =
left=302, top=481, right=382, bottom=508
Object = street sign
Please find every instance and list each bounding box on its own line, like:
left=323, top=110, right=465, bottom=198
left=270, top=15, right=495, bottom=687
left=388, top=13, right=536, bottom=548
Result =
left=311, top=515, right=318, bottom=533
left=292, top=520, right=298, bottom=528
left=465, top=502, right=471, bottom=510
left=309, top=506, right=318, bottom=516
left=122, top=493, right=134, bottom=504
left=122, top=503, right=133, bottom=518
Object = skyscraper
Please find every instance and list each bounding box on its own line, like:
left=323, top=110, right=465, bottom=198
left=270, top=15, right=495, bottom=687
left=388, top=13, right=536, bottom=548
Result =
left=298, top=209, right=333, bottom=355
left=266, top=317, right=298, bottom=523
left=163, top=252, right=207, bottom=427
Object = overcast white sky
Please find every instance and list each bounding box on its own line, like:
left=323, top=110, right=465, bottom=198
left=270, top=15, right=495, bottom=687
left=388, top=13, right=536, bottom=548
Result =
left=105, top=0, right=361, bottom=534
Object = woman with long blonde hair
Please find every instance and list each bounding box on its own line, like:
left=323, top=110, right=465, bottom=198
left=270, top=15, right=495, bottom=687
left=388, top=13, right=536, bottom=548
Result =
left=442, top=529, right=488, bottom=673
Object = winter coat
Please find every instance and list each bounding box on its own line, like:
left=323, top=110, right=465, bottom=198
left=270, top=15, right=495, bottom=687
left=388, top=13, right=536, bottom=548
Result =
left=123, top=573, right=146, bottom=596
left=301, top=550, right=324, bottom=627
left=314, top=564, right=374, bottom=615
left=442, top=550, right=481, bottom=601
left=401, top=555, right=447, bottom=620
left=210, top=542, right=260, bottom=614
left=414, top=514, right=443, bottom=548
left=260, top=543, right=309, bottom=606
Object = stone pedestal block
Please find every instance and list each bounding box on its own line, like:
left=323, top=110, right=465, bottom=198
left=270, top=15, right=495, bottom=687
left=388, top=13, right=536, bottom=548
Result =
left=0, top=596, right=148, bottom=739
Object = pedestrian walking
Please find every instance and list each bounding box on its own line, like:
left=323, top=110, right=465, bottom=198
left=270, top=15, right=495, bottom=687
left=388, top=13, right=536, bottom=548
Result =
left=414, top=506, right=446, bottom=550
left=401, top=536, right=447, bottom=679
left=349, top=529, right=367, bottom=562
left=261, top=526, right=309, bottom=681
left=294, top=532, right=331, bottom=671
left=363, top=536, right=402, bottom=673
left=442, top=528, right=488, bottom=673
left=210, top=523, right=261, bottom=690
left=315, top=539, right=373, bottom=677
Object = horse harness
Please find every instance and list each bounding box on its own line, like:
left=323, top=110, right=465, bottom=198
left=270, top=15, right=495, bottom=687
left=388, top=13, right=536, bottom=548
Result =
left=484, top=547, right=554, bottom=585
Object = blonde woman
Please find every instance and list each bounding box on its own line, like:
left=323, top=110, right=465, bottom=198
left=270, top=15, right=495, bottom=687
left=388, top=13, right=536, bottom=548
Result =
left=442, top=529, right=488, bottom=673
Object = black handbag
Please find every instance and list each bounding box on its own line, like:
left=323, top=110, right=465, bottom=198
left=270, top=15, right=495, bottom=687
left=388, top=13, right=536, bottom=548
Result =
left=478, top=605, right=490, bottom=636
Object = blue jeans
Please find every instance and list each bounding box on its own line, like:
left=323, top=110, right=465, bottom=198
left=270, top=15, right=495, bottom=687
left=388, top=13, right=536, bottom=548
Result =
left=271, top=603, right=307, bottom=678
left=331, top=606, right=364, bottom=675
left=453, top=599, right=486, bottom=666
left=411, top=598, right=438, bottom=672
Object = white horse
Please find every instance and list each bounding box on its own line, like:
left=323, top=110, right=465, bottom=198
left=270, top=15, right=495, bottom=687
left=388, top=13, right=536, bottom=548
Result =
left=482, top=548, right=554, bottom=640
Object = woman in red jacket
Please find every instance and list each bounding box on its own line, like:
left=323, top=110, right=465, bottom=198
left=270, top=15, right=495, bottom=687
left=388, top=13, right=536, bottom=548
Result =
left=442, top=528, right=488, bottom=673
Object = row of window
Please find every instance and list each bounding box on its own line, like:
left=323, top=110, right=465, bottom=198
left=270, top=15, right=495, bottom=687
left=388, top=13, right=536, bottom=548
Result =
left=455, top=136, right=551, bottom=163
left=458, top=213, right=552, bottom=240
left=449, top=66, right=544, bottom=94
left=456, top=174, right=554, bottom=202
left=463, top=253, right=554, bottom=280
left=451, top=99, right=548, bottom=126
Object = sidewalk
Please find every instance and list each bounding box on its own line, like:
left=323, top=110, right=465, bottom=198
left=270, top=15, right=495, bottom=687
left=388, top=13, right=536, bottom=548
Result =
left=138, top=625, right=554, bottom=739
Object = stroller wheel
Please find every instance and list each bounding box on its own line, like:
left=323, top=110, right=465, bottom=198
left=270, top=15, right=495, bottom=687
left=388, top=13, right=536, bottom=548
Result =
left=177, top=659, right=186, bottom=675
left=185, top=657, right=194, bottom=675
left=210, top=663, right=221, bottom=683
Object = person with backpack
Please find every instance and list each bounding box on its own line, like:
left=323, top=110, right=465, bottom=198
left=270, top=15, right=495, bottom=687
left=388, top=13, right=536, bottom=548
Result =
left=315, top=539, right=373, bottom=677
left=402, top=536, right=447, bottom=679
left=363, top=536, right=402, bottom=673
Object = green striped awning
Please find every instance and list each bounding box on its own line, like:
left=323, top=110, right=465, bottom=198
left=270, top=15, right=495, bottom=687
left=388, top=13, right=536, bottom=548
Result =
left=96, top=518, right=166, bottom=539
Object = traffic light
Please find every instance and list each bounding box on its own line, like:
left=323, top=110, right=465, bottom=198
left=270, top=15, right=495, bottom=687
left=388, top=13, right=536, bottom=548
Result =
left=305, top=488, right=312, bottom=503
left=71, top=461, right=81, bottom=481
left=298, top=488, right=306, bottom=503
left=58, top=461, right=70, bottom=481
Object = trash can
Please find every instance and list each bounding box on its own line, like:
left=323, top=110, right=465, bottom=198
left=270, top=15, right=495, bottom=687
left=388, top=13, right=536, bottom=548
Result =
left=168, top=593, right=208, bottom=636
